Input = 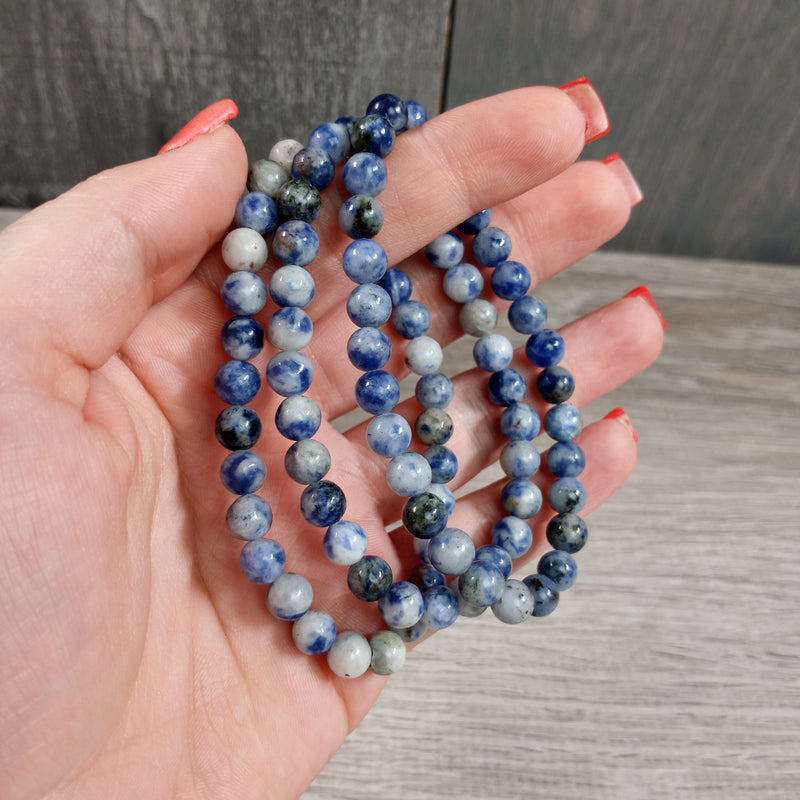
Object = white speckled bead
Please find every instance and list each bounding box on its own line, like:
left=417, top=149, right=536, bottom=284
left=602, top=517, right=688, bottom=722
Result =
left=404, top=336, right=443, bottom=375
left=269, top=265, right=315, bottom=308
left=427, top=527, right=476, bottom=575
left=221, top=227, right=268, bottom=272
left=491, top=578, right=534, bottom=624
left=269, top=138, right=304, bottom=172
left=249, top=158, right=289, bottom=198
left=266, top=573, right=313, bottom=621
left=386, top=452, right=432, bottom=496
left=326, top=631, right=372, bottom=678
left=369, top=630, right=407, bottom=675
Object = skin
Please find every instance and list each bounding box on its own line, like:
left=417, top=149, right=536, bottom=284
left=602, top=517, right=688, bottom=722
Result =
left=0, top=87, right=663, bottom=799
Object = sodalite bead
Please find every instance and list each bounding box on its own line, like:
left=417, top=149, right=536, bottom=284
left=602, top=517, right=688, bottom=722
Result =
left=327, top=631, right=371, bottom=678
left=408, top=563, right=447, bottom=592
left=221, top=316, right=264, bottom=360
left=346, top=283, right=392, bottom=327
left=276, top=179, right=321, bottom=222
left=508, top=295, right=548, bottom=334
left=323, top=520, right=368, bottom=566
left=412, top=535, right=432, bottom=565
left=235, top=192, right=278, bottom=235
left=355, top=370, right=400, bottom=414
left=386, top=452, right=432, bottom=496
left=491, top=260, right=531, bottom=300
left=427, top=482, right=455, bottom=517
left=291, top=146, right=335, bottom=189
left=472, top=226, right=511, bottom=266
left=342, top=238, right=388, bottom=283
left=272, top=221, right=319, bottom=266
left=266, top=351, right=313, bottom=397
left=525, top=329, right=565, bottom=368
left=543, top=403, right=583, bottom=441
left=415, top=373, right=454, bottom=409
left=340, top=195, right=384, bottom=239
left=292, top=609, right=337, bottom=655
left=300, top=480, right=346, bottom=527
left=390, top=619, right=428, bottom=643
left=348, top=327, right=391, bottom=370
left=451, top=577, right=487, bottom=618
left=369, top=630, right=407, bottom=675
left=523, top=574, right=560, bottom=616
left=308, top=121, right=351, bottom=164
left=424, top=231, right=465, bottom=269
left=546, top=441, right=585, bottom=478
left=269, top=265, right=315, bottom=308
left=391, top=300, right=431, bottom=339
left=221, top=227, right=268, bottom=272
left=423, top=445, right=458, bottom=483
left=404, top=336, right=443, bottom=375
left=226, top=493, right=272, bottom=540
left=491, top=515, right=533, bottom=558
left=248, top=158, right=289, bottom=198
left=378, top=581, right=424, bottom=628
left=488, top=368, right=527, bottom=406
left=501, top=478, right=543, bottom=519
left=215, top=360, right=261, bottom=405
left=366, top=413, right=412, bottom=457
left=379, top=268, right=412, bottom=306
left=269, top=138, right=304, bottom=172
left=268, top=307, right=313, bottom=351
left=459, top=298, right=497, bottom=336
left=536, top=366, right=575, bottom=404
left=267, top=572, right=313, bottom=621
left=220, top=449, right=266, bottom=494
left=421, top=586, right=459, bottom=629
left=402, top=492, right=448, bottom=539
left=347, top=555, right=393, bottom=601
left=442, top=263, right=483, bottom=303
left=427, top=527, right=475, bottom=575
left=342, top=152, right=387, bottom=196
left=239, top=538, right=285, bottom=584
left=415, top=407, right=453, bottom=445
left=457, top=208, right=492, bottom=234
left=538, top=550, right=578, bottom=590
left=546, top=512, right=588, bottom=554
left=274, top=394, right=321, bottom=440
left=499, top=403, right=540, bottom=441
left=473, top=333, right=513, bottom=372
left=367, top=93, right=408, bottom=131
left=474, top=544, right=513, bottom=579
left=458, top=562, right=505, bottom=607
left=548, top=477, right=587, bottom=513
left=491, top=579, right=534, bottom=624
left=215, top=405, right=261, bottom=451
left=405, top=99, right=428, bottom=128
left=220, top=271, right=267, bottom=316
left=500, top=440, right=541, bottom=478
left=351, top=114, right=396, bottom=157
left=284, top=439, right=331, bottom=484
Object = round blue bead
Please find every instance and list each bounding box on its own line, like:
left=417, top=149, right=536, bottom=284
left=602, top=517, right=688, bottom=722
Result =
left=355, top=369, right=400, bottom=414
left=267, top=573, right=313, bottom=620
left=474, top=544, right=513, bottom=579
left=342, top=151, right=387, bottom=196
left=276, top=179, right=321, bottom=222
left=300, top=480, right=346, bottom=527
left=415, top=372, right=454, bottom=409
left=215, top=405, right=261, bottom=451
left=404, top=99, right=428, bottom=128
left=342, top=238, right=388, bottom=283
left=472, top=226, right=512, bottom=266
left=427, top=527, right=475, bottom=575
left=268, top=306, right=313, bottom=351
left=292, top=610, right=337, bottom=655
left=442, top=262, right=483, bottom=303
left=487, top=368, right=527, bottom=406
left=266, top=351, right=313, bottom=397
left=291, top=146, right=335, bottom=189
left=491, top=515, right=533, bottom=558
left=490, top=260, right=531, bottom=300
left=523, top=574, right=560, bottom=616
left=323, top=520, right=369, bottom=566
left=347, top=326, right=392, bottom=370
left=308, top=121, right=351, bottom=164
left=284, top=439, right=331, bottom=484
left=379, top=268, right=412, bottom=306
left=274, top=394, right=321, bottom=440
left=508, top=295, right=548, bottom=334
left=239, top=538, right=285, bottom=584
left=351, top=114, right=396, bottom=157
left=339, top=194, right=384, bottom=239
left=546, top=512, right=588, bottom=554
left=544, top=403, right=584, bottom=441
left=215, top=360, right=261, bottom=405
left=220, top=272, right=267, bottom=316
left=346, top=283, right=392, bottom=327
left=458, top=562, right=505, bottom=607
left=386, top=452, right=432, bottom=496
left=366, top=413, right=412, bottom=457
left=423, top=444, right=458, bottom=483
left=421, top=586, right=459, bottom=629
left=499, top=403, right=541, bottom=441
left=536, top=366, right=575, bottom=404
left=424, top=231, right=465, bottom=269
left=538, top=550, right=578, bottom=590
left=500, top=440, right=541, bottom=478
left=546, top=441, right=585, bottom=477
left=221, top=316, right=264, bottom=360
left=501, top=478, right=543, bottom=518
left=272, top=221, right=319, bottom=266
left=347, top=555, right=393, bottom=601
left=391, top=300, right=431, bottom=339
left=473, top=333, right=513, bottom=372
left=234, top=191, right=278, bottom=235
left=548, top=477, right=587, bottom=514
left=457, top=208, right=492, bottom=234
left=226, top=493, right=272, bottom=540
left=366, top=93, right=408, bottom=131
left=427, top=482, right=456, bottom=517
left=525, top=329, right=565, bottom=368
left=378, top=581, right=424, bottom=628
left=408, top=564, right=447, bottom=592
left=220, top=449, right=266, bottom=494
left=269, top=265, right=315, bottom=308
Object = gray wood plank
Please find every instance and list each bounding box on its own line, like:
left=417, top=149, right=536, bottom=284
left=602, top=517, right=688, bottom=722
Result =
left=445, top=0, right=800, bottom=265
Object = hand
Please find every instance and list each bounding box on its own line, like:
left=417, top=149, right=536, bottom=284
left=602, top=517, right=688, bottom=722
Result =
left=0, top=86, right=663, bottom=799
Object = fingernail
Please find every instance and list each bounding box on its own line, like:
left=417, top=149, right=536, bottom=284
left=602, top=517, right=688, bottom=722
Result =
left=158, top=99, right=239, bottom=154
left=602, top=153, right=644, bottom=207
left=558, top=77, right=610, bottom=143
left=625, top=285, right=668, bottom=330
left=605, top=408, right=639, bottom=443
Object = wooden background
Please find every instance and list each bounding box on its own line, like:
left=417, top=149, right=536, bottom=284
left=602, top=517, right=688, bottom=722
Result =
left=1, top=1, right=799, bottom=798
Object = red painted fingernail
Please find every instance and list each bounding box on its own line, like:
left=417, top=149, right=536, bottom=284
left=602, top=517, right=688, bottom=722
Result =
left=602, top=153, right=644, bottom=207
left=558, top=77, right=610, bottom=143
left=625, top=285, right=668, bottom=330
left=158, top=99, right=239, bottom=154
left=605, top=407, right=639, bottom=443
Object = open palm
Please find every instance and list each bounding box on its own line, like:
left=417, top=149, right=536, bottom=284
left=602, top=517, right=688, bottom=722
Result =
left=0, top=87, right=663, bottom=799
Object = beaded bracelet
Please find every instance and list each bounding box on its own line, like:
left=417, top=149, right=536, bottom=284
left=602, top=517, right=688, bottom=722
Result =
left=214, top=93, right=588, bottom=678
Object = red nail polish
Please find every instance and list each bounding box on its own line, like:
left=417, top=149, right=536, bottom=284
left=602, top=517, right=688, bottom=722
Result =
left=625, top=286, right=668, bottom=331
left=558, top=77, right=610, bottom=144
left=158, top=99, right=239, bottom=154
left=605, top=408, right=639, bottom=443
left=602, top=153, right=644, bottom=207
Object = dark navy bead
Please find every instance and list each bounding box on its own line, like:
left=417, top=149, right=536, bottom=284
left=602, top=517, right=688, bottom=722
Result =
left=548, top=477, right=587, bottom=514
left=300, top=480, right=346, bottom=527
left=415, top=372, right=454, bottom=409
left=457, top=209, right=492, bottom=234
left=347, top=327, right=392, bottom=370
left=342, top=238, right=388, bottom=283
left=414, top=408, right=453, bottom=445
left=342, top=151, right=387, bottom=196
left=536, top=366, right=575, bottom=404
left=215, top=405, right=262, bottom=451
left=339, top=195, right=384, bottom=239
left=523, top=574, right=560, bottom=616
left=308, top=121, right=351, bottom=164
left=490, top=260, right=531, bottom=300
left=543, top=403, right=583, bottom=441
left=391, top=300, right=431, bottom=339
left=348, top=555, right=393, bottom=601
left=221, top=316, right=264, bottom=360
left=508, top=295, right=548, bottom=334
left=351, top=114, right=396, bottom=157
left=499, top=403, right=541, bottom=441
left=220, top=272, right=267, bottom=316
left=276, top=179, right=321, bottom=222
left=407, top=563, right=447, bottom=592
left=487, top=368, right=528, bottom=406
left=346, top=283, right=392, bottom=327
left=355, top=369, right=400, bottom=414
left=538, top=550, right=577, bottom=590
left=265, top=351, right=313, bottom=397
left=402, top=492, right=448, bottom=539
left=423, top=445, right=458, bottom=483
left=546, top=441, right=585, bottom=477
left=291, top=146, right=335, bottom=189
left=274, top=394, right=321, bottom=440
left=525, top=329, right=565, bottom=368
left=220, top=450, right=266, bottom=495
left=546, top=512, right=588, bottom=554
left=272, top=221, right=319, bottom=266
left=379, top=268, right=412, bottom=306
left=366, top=93, right=408, bottom=131
left=424, top=232, right=465, bottom=269
left=404, top=99, right=428, bottom=128
left=214, top=360, right=261, bottom=405
left=234, top=192, right=278, bottom=235
left=474, top=544, right=513, bottom=579
left=472, top=226, right=512, bottom=266
left=239, top=538, right=285, bottom=584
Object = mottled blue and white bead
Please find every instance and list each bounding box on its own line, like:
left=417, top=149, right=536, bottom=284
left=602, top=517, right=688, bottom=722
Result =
left=500, top=440, right=541, bottom=478
left=234, top=192, right=278, bottom=235
left=442, top=262, right=483, bottom=303
left=501, top=478, right=543, bottom=519
left=266, top=351, right=313, bottom=396
left=487, top=368, right=527, bottom=406
left=459, top=298, right=497, bottom=336
left=292, top=609, right=337, bottom=655
left=499, top=403, right=541, bottom=441
left=323, top=520, right=369, bottom=566
left=457, top=562, right=505, bottom=607
left=415, top=408, right=454, bottom=445
left=366, top=413, right=412, bottom=458
left=424, top=231, right=464, bottom=269
left=351, top=114, right=395, bottom=157
left=378, top=581, right=424, bottom=628
left=221, top=226, right=268, bottom=272
left=348, top=327, right=392, bottom=370
left=391, top=300, right=431, bottom=339
left=269, top=265, right=315, bottom=308
left=404, top=99, right=428, bottom=128
left=220, top=271, right=267, bottom=316
left=355, top=370, right=400, bottom=415
left=421, top=585, right=460, bottom=629
left=214, top=360, right=261, bottom=405
left=226, top=493, right=272, bottom=540
left=523, top=574, right=560, bottom=616
left=220, top=449, right=266, bottom=494
left=267, top=573, right=313, bottom=621
left=221, top=316, right=264, bottom=360
left=379, top=268, right=412, bottom=306
left=548, top=477, right=587, bottom=514
left=308, top=121, right=351, bottom=164
left=346, top=283, right=393, bottom=327
left=472, top=225, right=512, bottom=266
left=239, top=538, right=285, bottom=584
left=215, top=405, right=261, bottom=451
left=291, top=146, right=335, bottom=189
left=284, top=439, right=331, bottom=484
left=327, top=631, right=372, bottom=678
left=508, top=295, right=548, bottom=334
left=426, top=482, right=456, bottom=517
left=472, top=333, right=513, bottom=372
left=423, top=445, right=458, bottom=484
left=342, top=151, right=387, bottom=196
left=404, top=336, right=443, bottom=375
left=414, top=373, right=454, bottom=409
left=538, top=550, right=578, bottom=591
left=386, top=452, right=432, bottom=496
left=491, top=579, right=534, bottom=624
left=408, top=563, right=447, bottom=592
left=491, top=260, right=531, bottom=300
left=369, top=630, right=407, bottom=675
left=451, top=577, right=487, bottom=618
left=543, top=403, right=584, bottom=441
left=525, top=329, right=566, bottom=368
left=274, top=394, right=322, bottom=440
left=427, top=527, right=475, bottom=575
left=457, top=208, right=492, bottom=234
left=342, top=238, right=388, bottom=283
left=268, top=307, right=313, bottom=351
left=473, top=544, right=513, bottom=579
left=491, top=515, right=533, bottom=558
left=272, top=220, right=320, bottom=266
left=300, top=480, right=346, bottom=527
left=366, top=93, right=408, bottom=131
